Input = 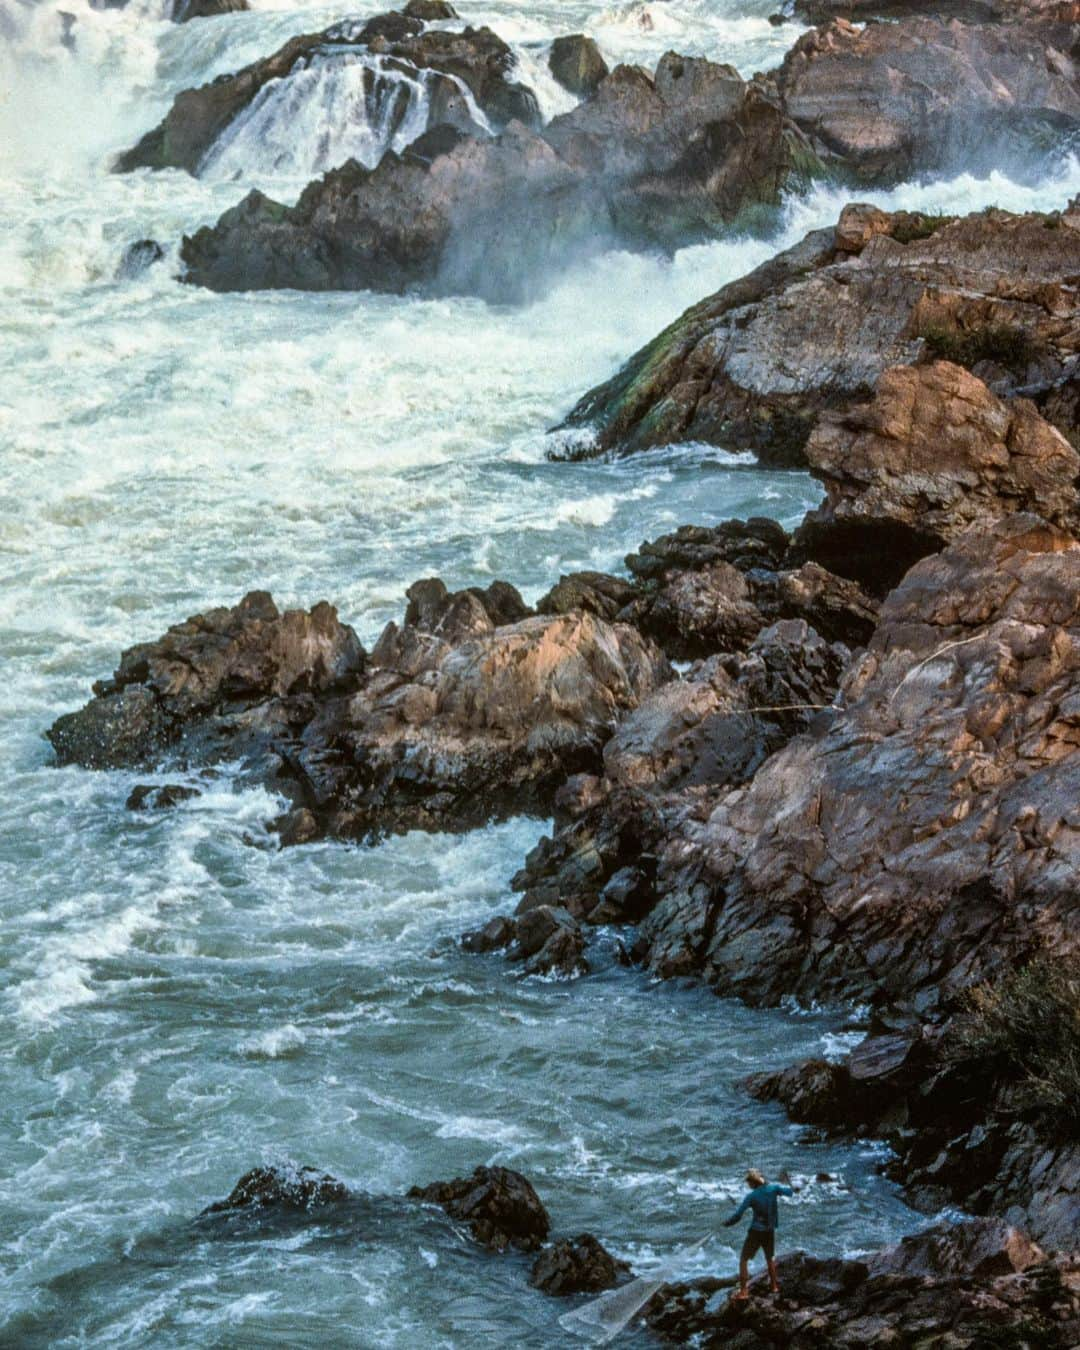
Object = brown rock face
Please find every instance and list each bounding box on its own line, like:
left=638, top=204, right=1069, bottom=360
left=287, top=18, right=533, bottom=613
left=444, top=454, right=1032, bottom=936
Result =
left=303, top=609, right=670, bottom=838
left=408, top=1166, right=551, bottom=1251
left=636, top=515, right=1080, bottom=1015
left=791, top=362, right=1080, bottom=593
left=46, top=592, right=365, bottom=770
left=561, top=204, right=1080, bottom=465
left=180, top=54, right=804, bottom=299
left=774, top=11, right=1080, bottom=184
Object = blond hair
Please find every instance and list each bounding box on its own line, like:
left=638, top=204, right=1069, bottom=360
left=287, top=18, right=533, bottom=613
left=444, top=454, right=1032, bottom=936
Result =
left=746, top=1168, right=765, bottom=1188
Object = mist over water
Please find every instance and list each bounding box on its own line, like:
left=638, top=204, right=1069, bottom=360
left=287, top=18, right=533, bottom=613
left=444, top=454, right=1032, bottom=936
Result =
left=3, top=0, right=1079, bottom=1343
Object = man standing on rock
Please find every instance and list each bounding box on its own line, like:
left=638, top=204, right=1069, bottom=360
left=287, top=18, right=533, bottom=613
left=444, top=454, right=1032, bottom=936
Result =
left=723, top=1168, right=794, bottom=1301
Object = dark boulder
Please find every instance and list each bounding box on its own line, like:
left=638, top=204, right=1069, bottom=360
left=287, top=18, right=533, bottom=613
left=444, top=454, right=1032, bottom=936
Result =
left=531, top=1233, right=631, bottom=1295
left=116, top=239, right=164, bottom=280
left=408, top=1166, right=551, bottom=1251
left=202, top=1166, right=350, bottom=1214
left=125, top=783, right=201, bottom=811
left=403, top=0, right=458, bottom=18
left=173, top=0, right=249, bottom=20
left=549, top=35, right=609, bottom=98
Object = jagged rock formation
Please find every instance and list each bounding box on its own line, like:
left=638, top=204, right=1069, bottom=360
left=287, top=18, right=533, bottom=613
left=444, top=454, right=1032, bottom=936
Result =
left=408, top=1166, right=551, bottom=1251
left=201, top=1166, right=350, bottom=1214
left=560, top=203, right=1080, bottom=466
left=530, top=1233, right=630, bottom=1294
left=548, top=35, right=608, bottom=98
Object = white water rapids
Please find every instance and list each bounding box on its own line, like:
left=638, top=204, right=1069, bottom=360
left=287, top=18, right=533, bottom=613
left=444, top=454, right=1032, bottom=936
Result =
left=2, top=0, right=1080, bottom=1344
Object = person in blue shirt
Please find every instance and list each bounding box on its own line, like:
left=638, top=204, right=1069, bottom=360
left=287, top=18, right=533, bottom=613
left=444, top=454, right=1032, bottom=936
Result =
left=722, top=1168, right=794, bottom=1301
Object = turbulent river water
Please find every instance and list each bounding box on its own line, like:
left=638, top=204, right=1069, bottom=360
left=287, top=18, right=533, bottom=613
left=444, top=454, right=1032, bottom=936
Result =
left=3, top=0, right=1080, bottom=1345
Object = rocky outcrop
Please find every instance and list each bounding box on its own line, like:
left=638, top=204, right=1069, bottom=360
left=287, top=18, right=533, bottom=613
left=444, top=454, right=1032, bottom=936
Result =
left=116, top=17, right=538, bottom=175
left=47, top=591, right=364, bottom=770
left=180, top=54, right=807, bottom=299
left=773, top=10, right=1080, bottom=184
left=635, top=516, right=1080, bottom=1015
left=408, top=1166, right=551, bottom=1251
left=789, top=361, right=1080, bottom=594
left=791, top=0, right=1079, bottom=29
left=548, top=35, right=608, bottom=98
left=201, top=1166, right=350, bottom=1214
left=47, top=582, right=667, bottom=841
left=125, top=783, right=201, bottom=810
left=531, top=1233, right=630, bottom=1294
left=645, top=1219, right=1080, bottom=1348
left=560, top=203, right=1080, bottom=465
left=173, top=0, right=249, bottom=21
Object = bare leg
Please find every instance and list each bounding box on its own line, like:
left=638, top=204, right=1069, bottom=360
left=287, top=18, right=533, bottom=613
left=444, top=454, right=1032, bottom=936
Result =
left=732, top=1256, right=750, bottom=1301
left=767, top=1256, right=780, bottom=1294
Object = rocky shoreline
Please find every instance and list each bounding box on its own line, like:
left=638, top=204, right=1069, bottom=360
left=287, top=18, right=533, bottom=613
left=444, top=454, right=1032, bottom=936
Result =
left=48, top=2, right=1080, bottom=1338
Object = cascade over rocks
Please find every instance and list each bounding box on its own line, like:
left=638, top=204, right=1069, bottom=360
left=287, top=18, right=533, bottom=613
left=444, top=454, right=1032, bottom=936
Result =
left=559, top=203, right=1080, bottom=466
left=408, top=1166, right=551, bottom=1252
left=772, top=9, right=1080, bottom=184
left=115, top=16, right=538, bottom=175
left=645, top=1219, right=1080, bottom=1349
left=180, top=53, right=806, bottom=299
left=635, top=515, right=1080, bottom=1014
left=790, top=361, right=1080, bottom=594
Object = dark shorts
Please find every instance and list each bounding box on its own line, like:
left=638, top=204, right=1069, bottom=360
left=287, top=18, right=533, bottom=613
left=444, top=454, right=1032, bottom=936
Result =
left=740, top=1228, right=775, bottom=1263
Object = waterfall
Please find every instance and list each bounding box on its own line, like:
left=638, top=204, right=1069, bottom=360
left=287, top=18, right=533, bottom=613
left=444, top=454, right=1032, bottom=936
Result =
left=198, top=48, right=494, bottom=184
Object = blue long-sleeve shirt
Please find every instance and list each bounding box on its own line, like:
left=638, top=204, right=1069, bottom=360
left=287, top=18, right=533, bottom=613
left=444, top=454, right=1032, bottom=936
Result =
left=722, top=1182, right=793, bottom=1232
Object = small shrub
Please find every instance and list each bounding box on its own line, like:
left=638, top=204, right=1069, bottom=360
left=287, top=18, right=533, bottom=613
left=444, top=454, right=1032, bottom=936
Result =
left=892, top=211, right=957, bottom=245
left=919, top=322, right=1039, bottom=374
left=949, top=957, right=1080, bottom=1140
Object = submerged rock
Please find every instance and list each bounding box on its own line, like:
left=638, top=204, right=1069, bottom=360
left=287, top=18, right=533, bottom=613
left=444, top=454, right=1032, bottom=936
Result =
left=172, top=0, right=249, bottom=20
left=202, top=1166, right=350, bottom=1214
left=531, top=1233, right=631, bottom=1295
left=125, top=783, right=201, bottom=810
left=548, top=34, right=608, bottom=98
left=560, top=203, right=1080, bottom=465
left=180, top=53, right=806, bottom=299
left=408, top=1166, right=551, bottom=1251
left=116, top=238, right=164, bottom=280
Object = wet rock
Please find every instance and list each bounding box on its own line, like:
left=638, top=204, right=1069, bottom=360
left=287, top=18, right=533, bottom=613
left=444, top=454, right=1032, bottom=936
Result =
left=790, top=362, right=1080, bottom=594
left=48, top=685, right=170, bottom=771
left=403, top=0, right=458, bottom=18
left=559, top=203, right=1080, bottom=465
left=304, top=610, right=670, bottom=839
left=173, top=0, right=249, bottom=20
left=460, top=914, right=515, bottom=953
left=125, top=783, right=201, bottom=810
left=625, top=518, right=789, bottom=583
left=645, top=1222, right=1080, bottom=1349
left=774, top=9, right=1080, bottom=184
left=180, top=53, right=805, bottom=299
left=537, top=572, right=637, bottom=624
left=46, top=591, right=365, bottom=770
left=549, top=35, right=609, bottom=98
left=269, top=806, right=322, bottom=847
left=116, top=19, right=537, bottom=175
left=116, top=239, right=164, bottom=280
left=408, top=1166, right=550, bottom=1251
left=509, top=905, right=588, bottom=977
left=531, top=1233, right=631, bottom=1295
left=637, top=516, right=1080, bottom=1015
left=202, top=1166, right=350, bottom=1214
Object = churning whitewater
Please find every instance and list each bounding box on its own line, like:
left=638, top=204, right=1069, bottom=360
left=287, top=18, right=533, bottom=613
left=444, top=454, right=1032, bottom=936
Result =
left=3, top=0, right=1080, bottom=1344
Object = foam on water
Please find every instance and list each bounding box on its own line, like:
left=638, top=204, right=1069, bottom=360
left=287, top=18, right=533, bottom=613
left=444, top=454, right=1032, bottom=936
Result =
left=3, top=0, right=1077, bottom=1342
